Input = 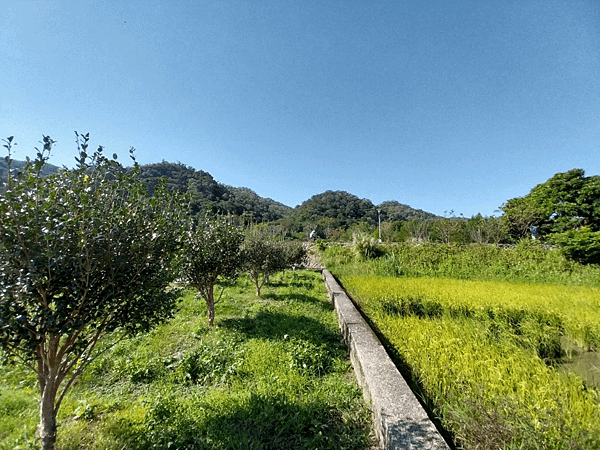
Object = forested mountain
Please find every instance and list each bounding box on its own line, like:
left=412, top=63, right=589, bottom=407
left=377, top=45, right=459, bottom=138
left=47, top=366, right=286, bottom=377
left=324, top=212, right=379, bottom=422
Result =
left=138, top=162, right=292, bottom=223
left=1, top=159, right=437, bottom=228
left=287, top=191, right=438, bottom=233
left=290, top=191, right=377, bottom=229
left=377, top=200, right=438, bottom=222
left=0, top=158, right=61, bottom=180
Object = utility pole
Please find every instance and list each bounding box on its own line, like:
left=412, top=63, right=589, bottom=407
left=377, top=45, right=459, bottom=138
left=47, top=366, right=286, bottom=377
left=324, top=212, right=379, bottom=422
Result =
left=377, top=209, right=382, bottom=243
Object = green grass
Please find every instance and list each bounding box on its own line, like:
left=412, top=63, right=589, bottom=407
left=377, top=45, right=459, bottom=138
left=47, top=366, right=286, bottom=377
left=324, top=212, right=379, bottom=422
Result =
left=321, top=242, right=600, bottom=449
left=322, top=240, right=600, bottom=286
left=0, top=271, right=375, bottom=450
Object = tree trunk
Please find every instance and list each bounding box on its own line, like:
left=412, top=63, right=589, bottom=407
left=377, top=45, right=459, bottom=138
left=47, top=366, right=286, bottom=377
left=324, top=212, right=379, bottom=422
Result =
left=206, top=286, right=215, bottom=326
left=38, top=371, right=59, bottom=450
left=250, top=271, right=261, bottom=296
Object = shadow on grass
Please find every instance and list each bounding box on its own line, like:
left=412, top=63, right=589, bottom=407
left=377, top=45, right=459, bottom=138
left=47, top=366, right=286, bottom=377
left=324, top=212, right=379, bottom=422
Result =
left=262, top=291, right=332, bottom=308
left=220, top=309, right=341, bottom=348
left=131, top=392, right=371, bottom=450
left=267, top=277, right=317, bottom=291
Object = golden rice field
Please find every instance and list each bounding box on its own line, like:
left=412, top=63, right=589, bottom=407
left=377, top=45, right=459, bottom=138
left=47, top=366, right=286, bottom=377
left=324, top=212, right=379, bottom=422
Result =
left=341, top=276, right=600, bottom=450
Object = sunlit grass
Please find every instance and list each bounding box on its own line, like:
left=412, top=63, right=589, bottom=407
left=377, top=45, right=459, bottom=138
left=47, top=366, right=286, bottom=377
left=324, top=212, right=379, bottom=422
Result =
left=346, top=276, right=600, bottom=350
left=0, top=270, right=375, bottom=450
left=341, top=274, right=600, bottom=449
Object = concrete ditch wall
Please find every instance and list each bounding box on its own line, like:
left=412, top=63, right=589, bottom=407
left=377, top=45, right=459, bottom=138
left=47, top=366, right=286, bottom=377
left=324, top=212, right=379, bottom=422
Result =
left=322, top=269, right=450, bottom=450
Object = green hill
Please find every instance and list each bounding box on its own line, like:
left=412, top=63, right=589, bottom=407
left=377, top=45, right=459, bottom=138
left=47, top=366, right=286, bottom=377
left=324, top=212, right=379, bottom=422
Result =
left=138, top=161, right=292, bottom=223
left=1, top=159, right=437, bottom=230
left=0, top=158, right=61, bottom=180
left=289, top=190, right=436, bottom=226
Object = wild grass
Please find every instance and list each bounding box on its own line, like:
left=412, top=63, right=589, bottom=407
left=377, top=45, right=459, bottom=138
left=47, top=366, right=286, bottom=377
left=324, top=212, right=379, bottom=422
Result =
left=339, top=275, right=600, bottom=449
left=0, top=271, right=375, bottom=450
left=322, top=240, right=600, bottom=287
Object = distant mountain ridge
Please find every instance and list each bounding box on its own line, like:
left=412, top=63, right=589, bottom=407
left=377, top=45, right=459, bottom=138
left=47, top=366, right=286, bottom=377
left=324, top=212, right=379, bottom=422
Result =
left=289, top=190, right=437, bottom=230
left=138, top=161, right=292, bottom=223
left=0, top=158, right=61, bottom=180
left=0, top=159, right=437, bottom=226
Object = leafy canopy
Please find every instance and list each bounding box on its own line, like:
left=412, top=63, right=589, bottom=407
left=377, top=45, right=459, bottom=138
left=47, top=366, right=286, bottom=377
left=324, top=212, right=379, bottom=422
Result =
left=0, top=133, right=184, bottom=449
left=179, top=216, right=245, bottom=326
left=502, top=169, right=600, bottom=239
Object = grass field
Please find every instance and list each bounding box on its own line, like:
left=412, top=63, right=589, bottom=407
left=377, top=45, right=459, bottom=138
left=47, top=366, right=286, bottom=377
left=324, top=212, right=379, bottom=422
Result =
left=319, top=241, right=600, bottom=449
left=337, top=275, right=600, bottom=450
left=0, top=270, right=375, bottom=450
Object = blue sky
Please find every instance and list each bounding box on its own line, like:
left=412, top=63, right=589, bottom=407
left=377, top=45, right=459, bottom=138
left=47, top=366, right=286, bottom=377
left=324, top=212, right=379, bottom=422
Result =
left=2, top=0, right=599, bottom=217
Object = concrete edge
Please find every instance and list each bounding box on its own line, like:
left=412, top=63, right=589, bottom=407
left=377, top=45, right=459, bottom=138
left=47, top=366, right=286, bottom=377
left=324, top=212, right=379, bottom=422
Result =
left=322, top=269, right=450, bottom=450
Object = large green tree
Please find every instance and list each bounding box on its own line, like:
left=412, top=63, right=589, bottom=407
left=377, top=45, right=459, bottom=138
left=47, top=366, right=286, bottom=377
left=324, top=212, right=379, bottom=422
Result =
left=502, top=169, right=600, bottom=239
left=0, top=134, right=183, bottom=450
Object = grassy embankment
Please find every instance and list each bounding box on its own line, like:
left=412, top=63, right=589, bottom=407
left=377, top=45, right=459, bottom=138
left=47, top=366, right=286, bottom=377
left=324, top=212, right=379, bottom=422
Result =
left=0, top=270, right=375, bottom=450
left=322, top=242, right=600, bottom=450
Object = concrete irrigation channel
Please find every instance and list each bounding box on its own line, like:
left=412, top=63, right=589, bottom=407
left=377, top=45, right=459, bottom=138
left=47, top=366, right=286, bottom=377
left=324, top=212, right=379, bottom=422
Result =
left=321, top=269, right=450, bottom=450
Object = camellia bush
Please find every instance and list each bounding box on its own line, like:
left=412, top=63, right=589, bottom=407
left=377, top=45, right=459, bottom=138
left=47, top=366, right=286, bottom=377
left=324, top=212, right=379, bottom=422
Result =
left=0, top=134, right=184, bottom=450
left=179, top=216, right=245, bottom=326
left=242, top=230, right=305, bottom=296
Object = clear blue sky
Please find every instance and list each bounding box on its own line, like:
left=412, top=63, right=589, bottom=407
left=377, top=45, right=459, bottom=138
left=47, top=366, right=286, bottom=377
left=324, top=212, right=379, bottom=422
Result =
left=2, top=0, right=599, bottom=217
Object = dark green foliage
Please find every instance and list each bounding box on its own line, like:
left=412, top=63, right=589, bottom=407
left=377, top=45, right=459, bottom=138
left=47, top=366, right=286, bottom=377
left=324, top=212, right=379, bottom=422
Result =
left=289, top=190, right=376, bottom=232
left=288, top=191, right=437, bottom=238
left=179, top=216, right=245, bottom=326
left=281, top=240, right=308, bottom=270
left=550, top=227, right=600, bottom=265
left=227, top=186, right=292, bottom=224
left=376, top=200, right=438, bottom=222
left=501, top=169, right=600, bottom=264
left=502, top=168, right=600, bottom=239
left=0, top=134, right=184, bottom=450
left=242, top=231, right=290, bottom=296
left=138, top=161, right=292, bottom=221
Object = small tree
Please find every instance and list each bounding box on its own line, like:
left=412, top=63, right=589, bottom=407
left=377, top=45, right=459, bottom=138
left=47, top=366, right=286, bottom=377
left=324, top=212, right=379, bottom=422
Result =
left=179, top=216, right=244, bottom=326
left=282, top=241, right=307, bottom=271
left=406, top=218, right=433, bottom=243
left=0, top=134, right=184, bottom=450
left=242, top=233, right=288, bottom=296
left=501, top=169, right=600, bottom=240
left=467, top=215, right=506, bottom=245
